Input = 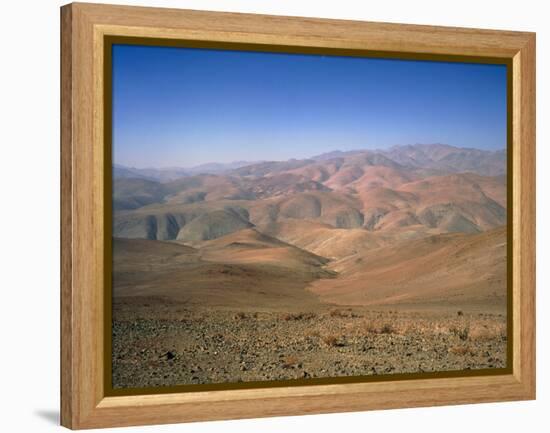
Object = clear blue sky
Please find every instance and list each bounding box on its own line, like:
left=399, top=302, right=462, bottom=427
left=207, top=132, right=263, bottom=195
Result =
left=112, top=44, right=507, bottom=168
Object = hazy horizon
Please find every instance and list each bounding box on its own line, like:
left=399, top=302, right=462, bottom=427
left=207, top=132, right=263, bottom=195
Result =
left=113, top=143, right=506, bottom=170
left=113, top=45, right=507, bottom=168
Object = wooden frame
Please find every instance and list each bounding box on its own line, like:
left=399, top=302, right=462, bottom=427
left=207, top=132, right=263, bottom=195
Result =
left=60, top=2, right=536, bottom=429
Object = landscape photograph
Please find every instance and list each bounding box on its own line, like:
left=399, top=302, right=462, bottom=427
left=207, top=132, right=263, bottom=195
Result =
left=110, top=44, right=508, bottom=389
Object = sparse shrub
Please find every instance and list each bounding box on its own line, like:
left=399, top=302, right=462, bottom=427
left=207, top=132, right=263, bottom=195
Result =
left=450, top=325, right=470, bottom=341
left=363, top=320, right=396, bottom=335
left=329, top=309, right=348, bottom=318
left=281, top=355, right=299, bottom=369
left=282, top=312, right=317, bottom=321
left=469, top=322, right=506, bottom=341
left=322, top=335, right=339, bottom=347
left=449, top=345, right=470, bottom=355
left=379, top=323, right=395, bottom=334
left=433, top=323, right=454, bottom=336
left=458, top=327, right=469, bottom=341
left=469, top=325, right=490, bottom=341
left=160, top=350, right=176, bottom=360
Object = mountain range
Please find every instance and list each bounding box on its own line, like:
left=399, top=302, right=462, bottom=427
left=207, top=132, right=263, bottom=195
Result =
left=114, top=160, right=261, bottom=182
left=112, top=143, right=507, bottom=310
left=114, top=143, right=505, bottom=182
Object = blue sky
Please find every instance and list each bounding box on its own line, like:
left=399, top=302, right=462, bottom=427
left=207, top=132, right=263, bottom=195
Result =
left=112, top=44, right=507, bottom=168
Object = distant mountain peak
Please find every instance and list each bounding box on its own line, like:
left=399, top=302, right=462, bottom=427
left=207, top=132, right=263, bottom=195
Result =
left=114, top=143, right=506, bottom=184
left=311, top=149, right=365, bottom=161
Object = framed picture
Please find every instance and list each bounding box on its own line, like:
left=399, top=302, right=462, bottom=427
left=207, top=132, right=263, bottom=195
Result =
left=60, top=3, right=536, bottom=429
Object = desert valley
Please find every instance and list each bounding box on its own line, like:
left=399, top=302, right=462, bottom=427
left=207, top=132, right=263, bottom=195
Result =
left=111, top=143, right=508, bottom=389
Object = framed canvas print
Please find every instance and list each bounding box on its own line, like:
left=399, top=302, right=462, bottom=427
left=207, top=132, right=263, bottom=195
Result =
left=60, top=2, right=536, bottom=429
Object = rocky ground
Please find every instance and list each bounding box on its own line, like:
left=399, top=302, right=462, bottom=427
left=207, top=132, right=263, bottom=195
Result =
left=112, top=300, right=508, bottom=389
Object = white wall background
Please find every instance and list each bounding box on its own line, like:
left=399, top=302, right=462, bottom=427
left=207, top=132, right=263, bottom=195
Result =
left=1, top=0, right=546, bottom=431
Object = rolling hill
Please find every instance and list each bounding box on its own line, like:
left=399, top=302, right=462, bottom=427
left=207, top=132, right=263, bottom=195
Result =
left=112, top=143, right=507, bottom=311
left=113, top=230, right=333, bottom=309
left=113, top=171, right=505, bottom=241
left=307, top=227, right=507, bottom=311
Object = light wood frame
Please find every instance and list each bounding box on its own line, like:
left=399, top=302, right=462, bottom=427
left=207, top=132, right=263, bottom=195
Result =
left=60, top=2, right=536, bottom=429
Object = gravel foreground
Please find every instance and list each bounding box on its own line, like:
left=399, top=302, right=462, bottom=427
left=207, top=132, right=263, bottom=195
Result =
left=112, top=303, right=507, bottom=389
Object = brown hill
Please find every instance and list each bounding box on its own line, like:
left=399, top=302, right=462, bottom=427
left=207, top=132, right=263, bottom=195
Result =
left=113, top=178, right=167, bottom=210
left=112, top=147, right=507, bottom=243
left=113, top=144, right=506, bottom=211
left=199, top=228, right=331, bottom=271
left=250, top=191, right=365, bottom=229
left=347, top=165, right=419, bottom=191
left=353, top=173, right=506, bottom=233
left=112, top=232, right=332, bottom=310
left=380, top=144, right=506, bottom=176
left=307, top=226, right=507, bottom=311
left=114, top=171, right=505, bottom=242
left=176, top=209, right=254, bottom=243
left=244, top=173, right=331, bottom=199
left=259, top=219, right=385, bottom=259
left=113, top=203, right=254, bottom=242
left=285, top=160, right=342, bottom=182
left=274, top=145, right=505, bottom=190
left=232, top=159, right=314, bottom=177
left=397, top=173, right=506, bottom=231
left=164, top=174, right=251, bottom=203
left=259, top=219, right=441, bottom=260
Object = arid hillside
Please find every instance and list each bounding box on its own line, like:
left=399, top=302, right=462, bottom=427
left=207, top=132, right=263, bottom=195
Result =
left=113, top=230, right=333, bottom=310
left=113, top=143, right=507, bottom=311
left=308, top=227, right=507, bottom=311
left=112, top=144, right=508, bottom=389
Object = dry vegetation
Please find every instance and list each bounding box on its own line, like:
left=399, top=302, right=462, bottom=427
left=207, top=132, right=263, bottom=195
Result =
left=111, top=145, right=508, bottom=389
left=112, top=301, right=507, bottom=389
